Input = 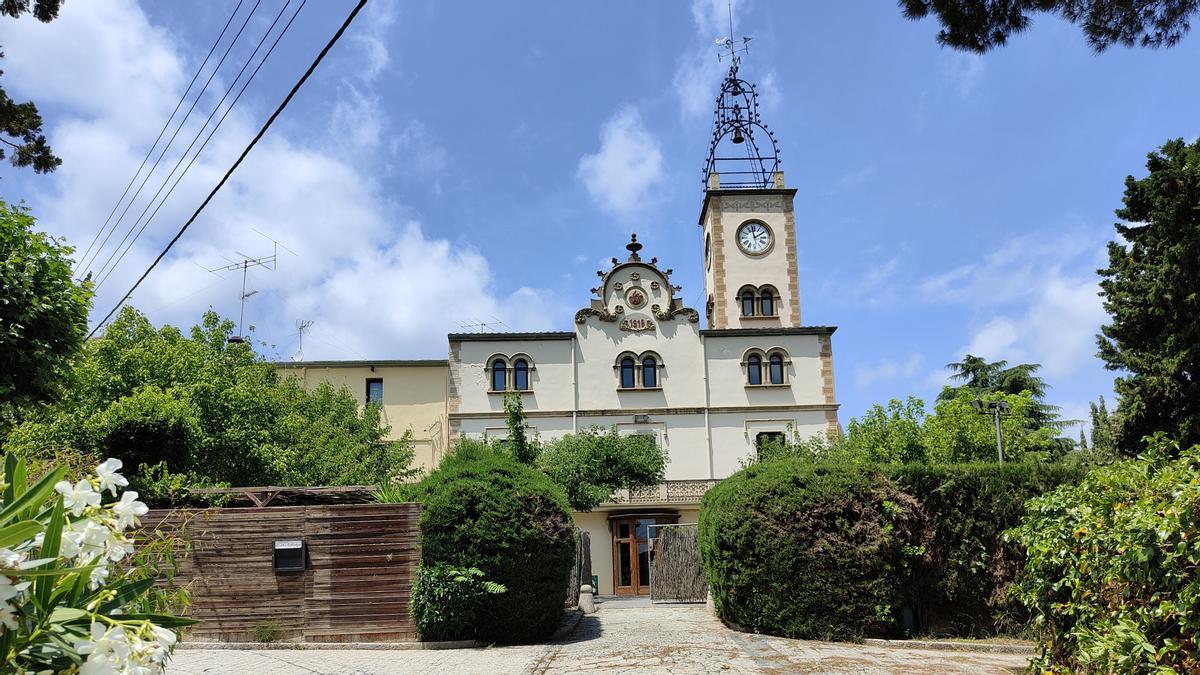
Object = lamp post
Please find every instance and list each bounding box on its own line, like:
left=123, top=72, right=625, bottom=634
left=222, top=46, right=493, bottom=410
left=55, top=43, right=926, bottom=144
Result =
left=971, top=399, right=1012, bottom=463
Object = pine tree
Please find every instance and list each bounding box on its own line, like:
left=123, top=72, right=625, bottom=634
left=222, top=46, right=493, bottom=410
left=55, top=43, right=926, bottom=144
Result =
left=1089, top=396, right=1116, bottom=456
left=1078, top=428, right=1088, bottom=452
left=1097, top=139, right=1200, bottom=453
left=899, top=0, right=1198, bottom=53
left=1, top=1, right=64, bottom=173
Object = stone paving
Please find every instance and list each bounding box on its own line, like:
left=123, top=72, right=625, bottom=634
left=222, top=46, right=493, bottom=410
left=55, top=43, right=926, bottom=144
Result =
left=167, top=600, right=1029, bottom=674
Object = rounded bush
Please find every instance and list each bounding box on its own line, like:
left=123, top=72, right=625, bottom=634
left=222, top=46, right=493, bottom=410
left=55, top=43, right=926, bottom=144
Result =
left=698, top=460, right=924, bottom=640
left=411, top=443, right=575, bottom=643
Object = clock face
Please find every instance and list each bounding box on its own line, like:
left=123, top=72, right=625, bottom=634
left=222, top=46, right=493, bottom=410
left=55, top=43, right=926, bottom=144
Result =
left=737, top=221, right=772, bottom=254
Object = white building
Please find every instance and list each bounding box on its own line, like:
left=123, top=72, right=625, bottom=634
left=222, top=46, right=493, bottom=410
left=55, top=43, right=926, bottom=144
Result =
left=281, top=57, right=840, bottom=596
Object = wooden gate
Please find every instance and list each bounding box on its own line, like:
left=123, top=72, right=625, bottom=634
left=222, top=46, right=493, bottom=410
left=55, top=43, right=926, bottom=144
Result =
left=649, top=524, right=707, bottom=603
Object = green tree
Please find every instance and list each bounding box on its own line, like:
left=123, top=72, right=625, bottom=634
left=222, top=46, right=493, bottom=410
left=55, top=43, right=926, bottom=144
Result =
left=923, top=389, right=1056, bottom=463
left=1088, top=395, right=1116, bottom=456
left=1097, top=138, right=1200, bottom=452
left=536, top=427, right=669, bottom=511
left=1, top=0, right=64, bottom=173
left=0, top=200, right=92, bottom=435
left=503, top=391, right=536, bottom=465
left=844, top=396, right=927, bottom=463
left=5, top=307, right=415, bottom=502
left=899, top=0, right=1197, bottom=53
left=940, top=354, right=1058, bottom=427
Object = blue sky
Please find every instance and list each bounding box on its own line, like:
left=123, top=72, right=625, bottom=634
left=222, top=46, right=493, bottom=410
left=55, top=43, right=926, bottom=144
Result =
left=3, top=0, right=1199, bottom=432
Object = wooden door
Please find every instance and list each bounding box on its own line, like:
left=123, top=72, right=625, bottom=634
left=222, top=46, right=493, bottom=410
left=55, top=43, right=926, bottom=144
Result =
left=611, top=516, right=674, bottom=595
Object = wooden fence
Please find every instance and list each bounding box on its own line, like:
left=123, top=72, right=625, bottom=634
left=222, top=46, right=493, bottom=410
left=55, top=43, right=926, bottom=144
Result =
left=145, top=503, right=421, bottom=642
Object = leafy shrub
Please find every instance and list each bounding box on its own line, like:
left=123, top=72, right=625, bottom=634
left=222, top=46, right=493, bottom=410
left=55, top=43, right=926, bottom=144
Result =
left=699, top=460, right=925, bottom=640
left=537, top=427, right=669, bottom=511
left=5, top=307, right=416, bottom=504
left=889, top=461, right=1084, bottom=636
left=1009, top=435, right=1200, bottom=672
left=251, top=619, right=286, bottom=643
left=410, top=564, right=507, bottom=641
left=408, top=443, right=575, bottom=643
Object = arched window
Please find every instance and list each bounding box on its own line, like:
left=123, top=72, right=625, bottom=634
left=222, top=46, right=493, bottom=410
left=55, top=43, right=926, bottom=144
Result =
left=620, top=357, right=636, bottom=389
left=769, top=353, right=785, bottom=384
left=760, top=288, right=775, bottom=316
left=642, top=356, right=658, bottom=388
left=747, top=354, right=763, bottom=385
left=513, top=358, right=529, bottom=391
left=490, top=359, right=507, bottom=391
left=741, top=289, right=756, bottom=317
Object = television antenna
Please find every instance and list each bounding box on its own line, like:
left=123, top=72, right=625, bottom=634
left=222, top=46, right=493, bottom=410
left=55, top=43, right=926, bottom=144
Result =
left=208, top=231, right=295, bottom=343
left=294, top=319, right=314, bottom=361
left=457, top=316, right=506, bottom=333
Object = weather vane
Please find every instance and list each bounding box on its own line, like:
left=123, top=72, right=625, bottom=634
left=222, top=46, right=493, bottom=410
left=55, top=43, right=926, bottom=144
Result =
left=715, top=0, right=752, bottom=64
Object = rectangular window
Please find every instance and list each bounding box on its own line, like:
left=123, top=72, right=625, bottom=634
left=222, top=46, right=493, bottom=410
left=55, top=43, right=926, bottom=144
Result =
left=366, top=378, right=383, bottom=404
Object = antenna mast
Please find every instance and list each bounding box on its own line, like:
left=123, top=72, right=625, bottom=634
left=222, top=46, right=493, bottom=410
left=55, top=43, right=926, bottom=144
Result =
left=294, top=319, right=314, bottom=361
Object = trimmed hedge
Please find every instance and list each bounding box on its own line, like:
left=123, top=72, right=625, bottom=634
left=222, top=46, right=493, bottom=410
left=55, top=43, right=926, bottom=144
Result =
left=890, top=462, right=1084, bottom=636
left=407, top=443, right=575, bottom=644
left=699, top=459, right=1083, bottom=640
left=698, top=461, right=925, bottom=640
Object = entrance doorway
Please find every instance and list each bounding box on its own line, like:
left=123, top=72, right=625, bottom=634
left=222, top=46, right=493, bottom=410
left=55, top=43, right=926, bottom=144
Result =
left=610, top=514, right=677, bottom=595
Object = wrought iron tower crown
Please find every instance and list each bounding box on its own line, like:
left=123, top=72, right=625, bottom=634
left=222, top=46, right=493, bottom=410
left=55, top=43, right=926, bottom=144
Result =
left=702, top=56, right=781, bottom=190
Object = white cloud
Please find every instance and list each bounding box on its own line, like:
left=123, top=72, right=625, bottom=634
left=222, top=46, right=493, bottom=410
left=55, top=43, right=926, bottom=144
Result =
left=819, top=255, right=900, bottom=307
left=330, top=85, right=384, bottom=151
left=351, top=0, right=398, bottom=81
left=673, top=0, right=750, bottom=119
left=854, top=353, right=924, bottom=388
left=943, top=52, right=985, bottom=99
left=577, top=105, right=664, bottom=216
left=3, top=0, right=558, bottom=360
left=930, top=230, right=1109, bottom=380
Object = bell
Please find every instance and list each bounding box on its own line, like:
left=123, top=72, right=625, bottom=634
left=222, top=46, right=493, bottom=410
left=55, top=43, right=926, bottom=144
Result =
left=731, top=128, right=745, bottom=144
left=731, top=82, right=743, bottom=96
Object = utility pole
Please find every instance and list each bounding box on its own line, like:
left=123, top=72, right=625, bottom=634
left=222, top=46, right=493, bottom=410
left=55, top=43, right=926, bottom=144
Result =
left=972, top=399, right=1012, bottom=463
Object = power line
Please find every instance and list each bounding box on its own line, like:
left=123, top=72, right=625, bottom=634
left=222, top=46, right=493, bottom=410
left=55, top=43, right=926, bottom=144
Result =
left=75, top=0, right=248, bottom=279
left=91, top=0, right=299, bottom=291
left=87, top=0, right=371, bottom=338
left=76, top=0, right=262, bottom=279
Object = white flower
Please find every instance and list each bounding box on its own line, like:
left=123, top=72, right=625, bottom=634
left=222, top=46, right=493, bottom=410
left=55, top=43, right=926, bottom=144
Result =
left=112, top=491, right=149, bottom=531
left=95, top=458, right=129, bottom=497
left=88, top=564, right=111, bottom=590
left=0, top=575, right=29, bottom=603
left=0, top=548, right=23, bottom=569
left=79, top=656, right=118, bottom=675
left=148, top=625, right=177, bottom=662
left=55, top=479, right=101, bottom=516
left=61, top=519, right=109, bottom=562
left=0, top=603, right=17, bottom=631
left=103, top=530, right=134, bottom=563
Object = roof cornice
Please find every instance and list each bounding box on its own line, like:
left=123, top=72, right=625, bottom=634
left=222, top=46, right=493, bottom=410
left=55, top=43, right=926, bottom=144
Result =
left=700, top=326, right=836, bottom=337
left=447, top=331, right=575, bottom=342
left=698, top=187, right=799, bottom=225
left=275, top=359, right=447, bottom=368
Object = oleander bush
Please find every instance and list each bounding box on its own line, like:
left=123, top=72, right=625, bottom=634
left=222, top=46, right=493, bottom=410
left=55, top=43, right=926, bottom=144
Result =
left=405, top=443, right=575, bottom=643
left=698, top=461, right=925, bottom=641
left=0, top=454, right=194, bottom=671
left=1008, top=435, right=1200, bottom=673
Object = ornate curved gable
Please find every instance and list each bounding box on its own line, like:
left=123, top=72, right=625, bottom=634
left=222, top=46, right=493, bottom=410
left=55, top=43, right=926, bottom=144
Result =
left=575, top=234, right=700, bottom=328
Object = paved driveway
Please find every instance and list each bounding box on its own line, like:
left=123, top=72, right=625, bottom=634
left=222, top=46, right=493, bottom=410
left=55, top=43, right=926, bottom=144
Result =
left=167, top=601, right=1028, bottom=674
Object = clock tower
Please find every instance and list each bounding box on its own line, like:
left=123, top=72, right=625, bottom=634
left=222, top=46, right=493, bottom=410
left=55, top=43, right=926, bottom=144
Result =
left=699, top=57, right=801, bottom=329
